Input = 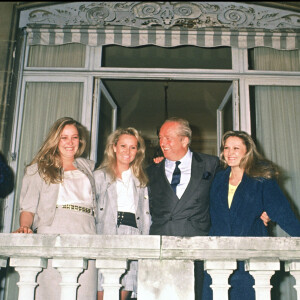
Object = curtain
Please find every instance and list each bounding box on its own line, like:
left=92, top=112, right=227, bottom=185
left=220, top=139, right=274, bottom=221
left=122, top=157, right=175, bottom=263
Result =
left=11, top=82, right=83, bottom=231
left=27, top=43, right=86, bottom=67
left=253, top=47, right=300, bottom=71
left=254, top=48, right=300, bottom=300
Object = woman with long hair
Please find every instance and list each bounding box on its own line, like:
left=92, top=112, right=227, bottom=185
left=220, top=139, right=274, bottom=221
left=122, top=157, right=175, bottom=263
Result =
left=202, top=130, right=300, bottom=300
left=94, top=127, right=151, bottom=300
left=14, top=117, right=97, bottom=300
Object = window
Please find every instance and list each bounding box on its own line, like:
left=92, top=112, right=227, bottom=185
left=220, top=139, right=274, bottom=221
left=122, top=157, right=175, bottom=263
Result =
left=248, top=48, right=300, bottom=71
left=102, top=45, right=232, bottom=69
left=27, top=44, right=86, bottom=68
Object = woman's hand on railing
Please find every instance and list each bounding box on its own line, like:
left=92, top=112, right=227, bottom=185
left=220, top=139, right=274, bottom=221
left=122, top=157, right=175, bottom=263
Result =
left=13, top=226, right=33, bottom=234
left=13, top=211, right=34, bottom=233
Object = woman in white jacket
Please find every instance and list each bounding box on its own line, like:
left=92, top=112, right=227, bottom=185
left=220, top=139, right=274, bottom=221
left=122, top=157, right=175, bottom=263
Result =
left=94, top=127, right=151, bottom=300
left=14, top=117, right=97, bottom=300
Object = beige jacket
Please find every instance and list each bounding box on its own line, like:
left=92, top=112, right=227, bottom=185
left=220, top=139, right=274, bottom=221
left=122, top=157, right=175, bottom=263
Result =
left=19, top=157, right=95, bottom=231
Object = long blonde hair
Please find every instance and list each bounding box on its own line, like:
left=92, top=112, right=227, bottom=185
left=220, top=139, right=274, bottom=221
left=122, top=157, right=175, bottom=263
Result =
left=30, top=117, right=87, bottom=184
left=99, top=127, right=148, bottom=187
left=220, top=131, right=278, bottom=179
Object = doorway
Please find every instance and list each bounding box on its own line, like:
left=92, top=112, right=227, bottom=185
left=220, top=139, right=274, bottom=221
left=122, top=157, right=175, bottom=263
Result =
left=95, top=79, right=233, bottom=166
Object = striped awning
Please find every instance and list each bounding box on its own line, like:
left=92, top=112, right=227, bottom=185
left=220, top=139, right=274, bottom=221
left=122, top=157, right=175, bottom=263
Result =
left=26, top=26, right=300, bottom=50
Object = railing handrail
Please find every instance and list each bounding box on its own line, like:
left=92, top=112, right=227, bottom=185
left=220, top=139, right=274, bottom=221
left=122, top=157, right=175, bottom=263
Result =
left=1, top=234, right=300, bottom=300
left=0, top=234, right=300, bottom=260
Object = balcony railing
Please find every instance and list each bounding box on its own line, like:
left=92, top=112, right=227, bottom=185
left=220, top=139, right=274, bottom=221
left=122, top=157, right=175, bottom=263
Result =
left=0, top=234, right=300, bottom=300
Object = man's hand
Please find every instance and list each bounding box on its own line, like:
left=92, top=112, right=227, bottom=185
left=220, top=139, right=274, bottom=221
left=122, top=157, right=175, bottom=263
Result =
left=153, top=157, right=164, bottom=164
left=260, top=211, right=271, bottom=226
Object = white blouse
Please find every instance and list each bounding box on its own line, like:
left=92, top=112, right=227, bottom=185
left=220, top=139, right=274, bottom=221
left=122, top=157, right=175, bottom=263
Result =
left=116, top=168, right=136, bottom=213
left=56, top=169, right=93, bottom=207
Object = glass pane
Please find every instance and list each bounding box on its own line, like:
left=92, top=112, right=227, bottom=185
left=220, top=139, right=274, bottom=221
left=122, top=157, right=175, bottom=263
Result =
left=250, top=85, right=300, bottom=235
left=12, top=82, right=83, bottom=231
left=27, top=44, right=86, bottom=67
left=223, top=97, right=233, bottom=133
left=217, top=91, right=233, bottom=156
left=250, top=85, right=300, bottom=300
left=96, top=91, right=114, bottom=166
left=248, top=48, right=300, bottom=71
left=102, top=45, right=232, bottom=69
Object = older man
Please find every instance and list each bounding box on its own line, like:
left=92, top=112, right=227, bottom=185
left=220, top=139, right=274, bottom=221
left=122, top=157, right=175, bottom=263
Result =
left=147, top=117, right=219, bottom=237
left=146, top=117, right=270, bottom=299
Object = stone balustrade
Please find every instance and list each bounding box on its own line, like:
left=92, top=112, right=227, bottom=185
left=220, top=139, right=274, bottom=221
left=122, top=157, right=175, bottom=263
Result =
left=0, top=234, right=300, bottom=300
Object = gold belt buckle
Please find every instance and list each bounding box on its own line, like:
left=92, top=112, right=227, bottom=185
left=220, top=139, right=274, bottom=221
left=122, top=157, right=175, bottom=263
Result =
left=57, top=204, right=93, bottom=215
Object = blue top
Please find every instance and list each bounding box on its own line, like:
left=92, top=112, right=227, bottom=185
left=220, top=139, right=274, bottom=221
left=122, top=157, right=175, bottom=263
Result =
left=209, top=167, right=300, bottom=237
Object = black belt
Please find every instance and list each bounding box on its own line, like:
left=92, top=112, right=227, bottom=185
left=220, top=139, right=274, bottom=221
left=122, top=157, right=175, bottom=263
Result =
left=117, top=211, right=137, bottom=228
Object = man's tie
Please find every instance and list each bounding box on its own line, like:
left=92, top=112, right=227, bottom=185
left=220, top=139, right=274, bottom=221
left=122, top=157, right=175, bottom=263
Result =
left=171, top=161, right=181, bottom=194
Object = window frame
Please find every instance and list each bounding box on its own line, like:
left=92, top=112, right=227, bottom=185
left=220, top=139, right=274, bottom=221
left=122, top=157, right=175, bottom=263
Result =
left=6, top=41, right=300, bottom=235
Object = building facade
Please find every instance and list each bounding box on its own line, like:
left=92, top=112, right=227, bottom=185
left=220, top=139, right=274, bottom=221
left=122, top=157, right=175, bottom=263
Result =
left=0, top=2, right=300, bottom=299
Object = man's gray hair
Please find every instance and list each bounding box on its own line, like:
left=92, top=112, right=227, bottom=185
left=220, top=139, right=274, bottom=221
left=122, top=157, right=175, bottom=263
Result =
left=162, top=117, right=192, bottom=145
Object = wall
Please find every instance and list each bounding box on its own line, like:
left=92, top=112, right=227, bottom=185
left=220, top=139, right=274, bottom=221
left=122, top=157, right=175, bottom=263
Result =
left=0, top=7, right=19, bottom=299
left=0, top=2, right=17, bottom=155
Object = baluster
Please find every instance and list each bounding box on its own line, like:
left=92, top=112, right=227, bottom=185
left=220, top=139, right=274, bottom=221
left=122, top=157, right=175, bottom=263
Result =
left=52, top=258, right=87, bottom=300
left=10, top=257, right=47, bottom=300
left=204, top=259, right=237, bottom=300
left=285, top=260, right=300, bottom=299
left=96, top=259, right=127, bottom=300
left=245, top=258, right=280, bottom=300
left=0, top=259, right=7, bottom=269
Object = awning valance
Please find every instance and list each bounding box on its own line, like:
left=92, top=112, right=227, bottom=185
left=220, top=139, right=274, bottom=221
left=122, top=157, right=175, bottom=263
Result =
left=26, top=26, right=300, bottom=50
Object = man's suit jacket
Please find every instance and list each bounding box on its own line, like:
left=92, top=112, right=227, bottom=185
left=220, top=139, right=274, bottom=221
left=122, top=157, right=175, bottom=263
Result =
left=94, top=168, right=151, bottom=235
left=147, top=151, right=219, bottom=236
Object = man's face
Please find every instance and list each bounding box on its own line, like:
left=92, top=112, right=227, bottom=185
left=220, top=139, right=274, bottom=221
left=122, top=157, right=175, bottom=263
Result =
left=159, top=121, right=189, bottom=161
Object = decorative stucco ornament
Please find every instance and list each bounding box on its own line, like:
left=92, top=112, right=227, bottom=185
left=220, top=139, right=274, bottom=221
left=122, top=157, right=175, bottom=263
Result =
left=19, top=2, right=300, bottom=31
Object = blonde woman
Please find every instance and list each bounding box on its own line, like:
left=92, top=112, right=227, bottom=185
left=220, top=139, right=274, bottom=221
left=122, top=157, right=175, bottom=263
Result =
left=14, top=117, right=97, bottom=300
left=94, top=127, right=151, bottom=300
